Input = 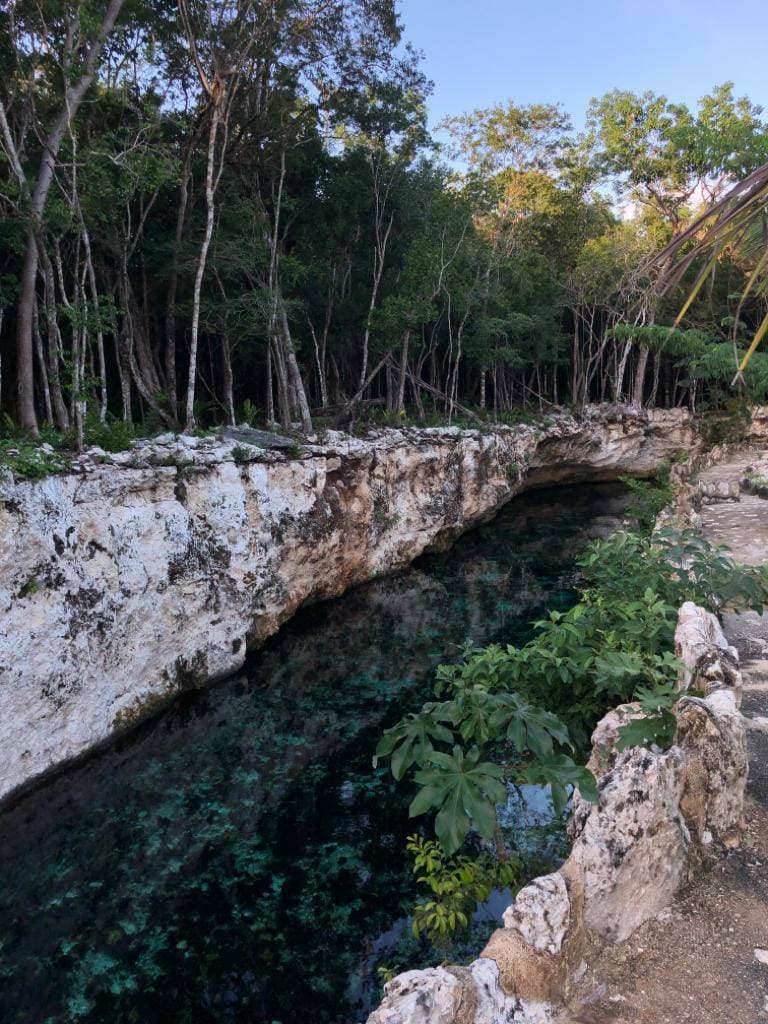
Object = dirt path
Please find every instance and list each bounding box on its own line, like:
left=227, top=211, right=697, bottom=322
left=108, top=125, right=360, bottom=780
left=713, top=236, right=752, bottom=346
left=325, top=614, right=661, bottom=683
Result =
left=562, top=453, right=768, bottom=1024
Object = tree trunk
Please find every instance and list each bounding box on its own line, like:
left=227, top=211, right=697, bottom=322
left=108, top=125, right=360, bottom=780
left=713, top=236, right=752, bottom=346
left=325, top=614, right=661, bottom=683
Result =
left=396, top=329, right=410, bottom=415
left=16, top=236, right=39, bottom=431
left=280, top=303, right=313, bottom=434
left=632, top=346, right=650, bottom=408
left=185, top=103, right=221, bottom=431
left=37, top=240, right=70, bottom=429
left=32, top=302, right=53, bottom=424
left=81, top=222, right=108, bottom=422
left=11, top=0, right=127, bottom=433
left=221, top=333, right=236, bottom=426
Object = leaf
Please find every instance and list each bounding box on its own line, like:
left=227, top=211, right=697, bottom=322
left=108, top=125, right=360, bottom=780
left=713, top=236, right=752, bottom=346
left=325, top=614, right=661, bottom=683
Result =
left=521, top=755, right=598, bottom=816
left=408, top=784, right=444, bottom=818
left=616, top=710, right=677, bottom=751
left=413, top=746, right=507, bottom=854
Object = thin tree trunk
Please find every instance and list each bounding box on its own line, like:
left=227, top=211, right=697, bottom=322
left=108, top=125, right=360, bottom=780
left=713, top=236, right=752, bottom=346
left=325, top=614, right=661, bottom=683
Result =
left=165, top=137, right=198, bottom=423
left=37, top=241, right=70, bottom=429
left=266, top=341, right=275, bottom=424
left=185, top=103, right=221, bottom=432
left=396, top=329, right=410, bottom=415
left=33, top=302, right=53, bottom=424
left=221, top=333, right=235, bottom=426
left=632, top=346, right=650, bottom=408
left=81, top=222, right=108, bottom=421
left=280, top=304, right=313, bottom=434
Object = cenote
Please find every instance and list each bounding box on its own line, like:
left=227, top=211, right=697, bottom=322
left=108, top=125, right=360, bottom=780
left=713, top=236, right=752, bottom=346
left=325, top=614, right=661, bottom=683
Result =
left=0, top=482, right=631, bottom=1024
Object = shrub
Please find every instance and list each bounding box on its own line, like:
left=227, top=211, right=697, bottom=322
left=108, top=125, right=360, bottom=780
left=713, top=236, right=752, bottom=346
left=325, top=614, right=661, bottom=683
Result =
left=83, top=417, right=137, bottom=453
left=376, top=525, right=768, bottom=947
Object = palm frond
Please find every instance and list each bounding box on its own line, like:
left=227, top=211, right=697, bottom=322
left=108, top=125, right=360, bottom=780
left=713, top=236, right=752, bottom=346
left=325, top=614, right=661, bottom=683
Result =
left=654, top=159, right=768, bottom=372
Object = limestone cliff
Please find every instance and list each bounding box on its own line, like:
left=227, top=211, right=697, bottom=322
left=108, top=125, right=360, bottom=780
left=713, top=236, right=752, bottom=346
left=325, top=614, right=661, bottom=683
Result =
left=0, top=406, right=695, bottom=801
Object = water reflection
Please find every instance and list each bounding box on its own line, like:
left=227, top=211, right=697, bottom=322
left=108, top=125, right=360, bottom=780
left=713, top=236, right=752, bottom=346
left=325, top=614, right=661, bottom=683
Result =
left=0, top=484, right=629, bottom=1024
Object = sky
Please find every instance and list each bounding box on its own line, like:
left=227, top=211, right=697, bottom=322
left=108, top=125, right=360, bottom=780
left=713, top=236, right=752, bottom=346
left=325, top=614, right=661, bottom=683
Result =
left=400, top=0, right=768, bottom=134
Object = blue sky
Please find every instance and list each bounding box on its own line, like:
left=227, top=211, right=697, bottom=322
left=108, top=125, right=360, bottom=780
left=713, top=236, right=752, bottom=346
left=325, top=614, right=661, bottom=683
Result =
left=401, top=0, right=768, bottom=133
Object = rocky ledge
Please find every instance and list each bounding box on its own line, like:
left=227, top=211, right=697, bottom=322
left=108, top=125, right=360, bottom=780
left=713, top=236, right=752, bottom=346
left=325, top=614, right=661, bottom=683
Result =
left=368, top=603, right=747, bottom=1024
left=0, top=406, right=695, bottom=802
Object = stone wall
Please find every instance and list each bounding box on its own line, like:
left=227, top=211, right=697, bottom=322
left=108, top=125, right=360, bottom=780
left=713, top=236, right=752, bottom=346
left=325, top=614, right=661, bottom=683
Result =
left=0, top=407, right=696, bottom=803
left=367, top=603, right=747, bottom=1024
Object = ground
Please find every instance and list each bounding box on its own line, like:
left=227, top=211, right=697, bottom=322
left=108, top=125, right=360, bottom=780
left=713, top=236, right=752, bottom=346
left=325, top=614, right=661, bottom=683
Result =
left=561, top=449, right=768, bottom=1024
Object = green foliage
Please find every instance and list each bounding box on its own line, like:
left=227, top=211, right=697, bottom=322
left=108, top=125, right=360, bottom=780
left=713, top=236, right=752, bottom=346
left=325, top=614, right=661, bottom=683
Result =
left=231, top=444, right=251, bottom=465
left=82, top=418, right=136, bottom=453
left=697, top=396, right=754, bottom=444
left=0, top=439, right=69, bottom=479
left=580, top=528, right=768, bottom=616
left=18, top=576, right=41, bottom=598
left=745, top=471, right=768, bottom=498
left=616, top=682, right=679, bottom=751
left=410, top=746, right=507, bottom=854
left=239, top=399, right=259, bottom=427
left=378, top=523, right=768, bottom=927
left=619, top=467, right=673, bottom=533
left=610, top=324, right=712, bottom=357
left=406, top=835, right=519, bottom=949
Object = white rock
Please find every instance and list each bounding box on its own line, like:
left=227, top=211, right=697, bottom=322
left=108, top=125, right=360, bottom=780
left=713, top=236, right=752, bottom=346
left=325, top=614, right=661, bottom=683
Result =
left=568, top=745, right=689, bottom=943
left=675, top=602, right=742, bottom=703
left=755, top=949, right=768, bottom=966
left=503, top=873, right=570, bottom=954
left=470, top=959, right=530, bottom=1024
left=366, top=968, right=462, bottom=1024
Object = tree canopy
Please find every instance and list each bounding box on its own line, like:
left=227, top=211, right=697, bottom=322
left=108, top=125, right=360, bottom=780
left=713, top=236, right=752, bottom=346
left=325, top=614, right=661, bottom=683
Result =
left=2, top=1, right=767, bottom=443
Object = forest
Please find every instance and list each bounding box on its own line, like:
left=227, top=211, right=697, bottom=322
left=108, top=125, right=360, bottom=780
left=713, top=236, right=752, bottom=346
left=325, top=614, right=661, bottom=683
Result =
left=3, top=0, right=768, bottom=445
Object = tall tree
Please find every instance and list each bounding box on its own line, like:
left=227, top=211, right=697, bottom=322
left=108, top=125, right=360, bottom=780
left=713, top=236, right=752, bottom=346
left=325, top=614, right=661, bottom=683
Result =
left=1, top=0, right=128, bottom=434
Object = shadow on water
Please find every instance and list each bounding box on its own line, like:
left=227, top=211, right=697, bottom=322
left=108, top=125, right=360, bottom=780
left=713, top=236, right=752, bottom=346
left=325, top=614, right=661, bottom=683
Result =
left=0, top=483, right=630, bottom=1024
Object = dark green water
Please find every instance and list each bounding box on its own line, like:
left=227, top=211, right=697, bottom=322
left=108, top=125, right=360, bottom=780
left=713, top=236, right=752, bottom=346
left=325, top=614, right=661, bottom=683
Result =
left=0, top=484, right=629, bottom=1024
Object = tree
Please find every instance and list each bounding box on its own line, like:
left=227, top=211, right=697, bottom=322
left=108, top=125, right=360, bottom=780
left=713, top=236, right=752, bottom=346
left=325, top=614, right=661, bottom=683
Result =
left=1, top=0, right=129, bottom=434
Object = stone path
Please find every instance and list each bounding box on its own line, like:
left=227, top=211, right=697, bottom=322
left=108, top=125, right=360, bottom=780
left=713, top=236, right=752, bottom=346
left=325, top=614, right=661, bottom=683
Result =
left=563, top=452, right=768, bottom=1024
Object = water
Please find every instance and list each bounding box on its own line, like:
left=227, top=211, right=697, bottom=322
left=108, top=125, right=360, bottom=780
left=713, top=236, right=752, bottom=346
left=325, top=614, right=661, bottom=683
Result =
left=0, top=484, right=630, bottom=1024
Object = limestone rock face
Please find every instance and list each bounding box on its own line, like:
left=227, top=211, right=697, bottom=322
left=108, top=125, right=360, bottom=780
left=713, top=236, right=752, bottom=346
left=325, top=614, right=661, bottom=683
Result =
left=675, top=601, right=742, bottom=703
left=502, top=874, right=570, bottom=954
left=567, top=744, right=690, bottom=942
left=0, top=407, right=695, bottom=802
left=676, top=691, right=747, bottom=853
left=367, top=961, right=554, bottom=1024
left=366, top=968, right=464, bottom=1024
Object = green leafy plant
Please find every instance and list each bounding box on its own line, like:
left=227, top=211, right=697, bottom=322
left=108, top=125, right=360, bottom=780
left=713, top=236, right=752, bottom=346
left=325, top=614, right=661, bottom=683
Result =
left=406, top=836, right=519, bottom=950
left=410, top=746, right=507, bottom=854
left=619, top=467, right=673, bottom=533
left=616, top=682, right=679, bottom=751
left=377, top=524, right=768, bottom=942
left=231, top=444, right=251, bottom=465
left=240, top=399, right=259, bottom=427
left=744, top=470, right=768, bottom=498
left=0, top=441, right=69, bottom=480
left=82, top=418, right=136, bottom=453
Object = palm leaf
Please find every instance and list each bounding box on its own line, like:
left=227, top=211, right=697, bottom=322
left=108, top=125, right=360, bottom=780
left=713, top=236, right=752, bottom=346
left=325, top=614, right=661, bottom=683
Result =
left=655, top=159, right=768, bottom=371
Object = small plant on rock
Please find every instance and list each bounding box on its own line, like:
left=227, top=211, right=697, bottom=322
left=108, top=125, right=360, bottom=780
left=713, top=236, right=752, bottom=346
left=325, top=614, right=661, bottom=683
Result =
left=232, top=444, right=251, bottom=466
